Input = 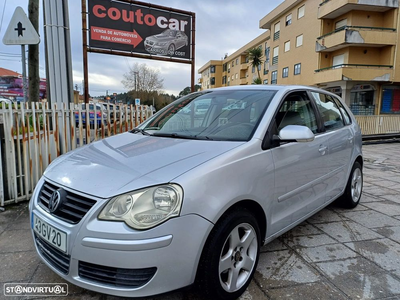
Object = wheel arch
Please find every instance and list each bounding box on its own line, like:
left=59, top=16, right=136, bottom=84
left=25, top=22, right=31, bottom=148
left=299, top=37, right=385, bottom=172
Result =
left=217, top=199, right=267, bottom=245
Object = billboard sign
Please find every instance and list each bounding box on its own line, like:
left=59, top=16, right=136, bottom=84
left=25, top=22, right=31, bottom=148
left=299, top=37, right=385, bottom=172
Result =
left=88, top=0, right=192, bottom=60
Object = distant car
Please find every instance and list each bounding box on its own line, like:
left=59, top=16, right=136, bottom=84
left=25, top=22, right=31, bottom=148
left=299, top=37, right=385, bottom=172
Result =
left=144, top=29, right=188, bottom=56
left=30, top=85, right=363, bottom=299
left=101, top=103, right=124, bottom=121
left=0, top=97, right=13, bottom=105
left=75, top=103, right=106, bottom=126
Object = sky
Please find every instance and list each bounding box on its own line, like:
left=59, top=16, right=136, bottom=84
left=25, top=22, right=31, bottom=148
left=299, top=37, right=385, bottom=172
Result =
left=0, top=0, right=283, bottom=97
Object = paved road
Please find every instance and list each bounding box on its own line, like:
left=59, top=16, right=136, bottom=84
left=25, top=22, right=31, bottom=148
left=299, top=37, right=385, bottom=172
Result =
left=1, top=142, right=400, bottom=300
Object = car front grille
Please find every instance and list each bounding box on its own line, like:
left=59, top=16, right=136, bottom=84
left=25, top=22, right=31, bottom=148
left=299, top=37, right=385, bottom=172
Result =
left=78, top=261, right=157, bottom=288
left=35, top=233, right=70, bottom=275
left=38, top=181, right=97, bottom=224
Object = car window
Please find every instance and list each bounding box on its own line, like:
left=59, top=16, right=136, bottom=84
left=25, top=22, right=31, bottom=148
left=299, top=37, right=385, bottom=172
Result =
left=143, top=90, right=276, bottom=141
left=276, top=93, right=318, bottom=134
left=333, top=96, right=352, bottom=125
left=311, top=92, right=344, bottom=131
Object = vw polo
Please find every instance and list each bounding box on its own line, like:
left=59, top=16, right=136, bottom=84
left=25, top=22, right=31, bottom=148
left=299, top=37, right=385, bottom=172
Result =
left=30, top=85, right=363, bottom=299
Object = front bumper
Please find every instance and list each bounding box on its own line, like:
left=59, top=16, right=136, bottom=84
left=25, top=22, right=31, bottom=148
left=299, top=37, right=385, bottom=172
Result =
left=29, top=178, right=213, bottom=297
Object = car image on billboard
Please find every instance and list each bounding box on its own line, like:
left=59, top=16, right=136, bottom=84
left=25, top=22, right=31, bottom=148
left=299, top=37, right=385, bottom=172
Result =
left=144, top=29, right=188, bottom=56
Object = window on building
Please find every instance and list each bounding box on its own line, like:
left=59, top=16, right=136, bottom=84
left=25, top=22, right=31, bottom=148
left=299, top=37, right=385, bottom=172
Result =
left=223, top=63, right=227, bottom=72
left=258, top=64, right=261, bottom=71
left=263, top=79, right=268, bottom=84
left=222, top=76, right=227, bottom=84
left=235, top=73, right=238, bottom=79
left=231, top=75, right=234, bottom=80
left=210, top=77, right=215, bottom=85
left=228, top=63, right=230, bottom=73
left=265, top=47, right=270, bottom=62
left=271, top=71, right=278, bottom=84
left=232, top=60, right=234, bottom=67
left=272, top=46, right=279, bottom=65
left=284, top=41, right=290, bottom=52
left=236, top=58, right=239, bottom=65
left=252, top=66, right=255, bottom=73
left=282, top=67, right=289, bottom=78
left=332, top=54, right=345, bottom=68
left=264, top=61, right=269, bottom=73
left=274, top=22, right=280, bottom=40
left=298, top=5, right=305, bottom=19
left=294, top=63, right=301, bottom=75
left=286, top=14, right=292, bottom=26
left=335, top=19, right=347, bottom=30
left=296, top=34, right=303, bottom=47
left=210, top=65, right=215, bottom=73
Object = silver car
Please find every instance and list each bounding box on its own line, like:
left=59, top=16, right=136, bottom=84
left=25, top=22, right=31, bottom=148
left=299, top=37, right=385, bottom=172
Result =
left=29, top=85, right=363, bottom=299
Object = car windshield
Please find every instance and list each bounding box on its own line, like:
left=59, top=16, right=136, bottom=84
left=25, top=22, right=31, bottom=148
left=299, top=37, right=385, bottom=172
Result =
left=163, top=29, right=177, bottom=37
left=140, top=89, right=276, bottom=141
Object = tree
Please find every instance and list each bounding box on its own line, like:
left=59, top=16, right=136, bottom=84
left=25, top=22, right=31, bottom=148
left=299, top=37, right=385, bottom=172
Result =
left=248, top=47, right=263, bottom=84
left=178, top=85, right=201, bottom=97
left=122, top=63, right=164, bottom=95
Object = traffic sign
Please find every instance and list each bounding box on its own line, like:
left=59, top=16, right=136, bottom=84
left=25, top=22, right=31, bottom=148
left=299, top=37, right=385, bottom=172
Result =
left=2, top=7, right=40, bottom=45
left=135, top=98, right=140, bottom=105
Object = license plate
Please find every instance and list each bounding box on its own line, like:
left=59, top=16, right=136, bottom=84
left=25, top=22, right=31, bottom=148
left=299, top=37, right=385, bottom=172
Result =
left=33, top=214, right=67, bottom=253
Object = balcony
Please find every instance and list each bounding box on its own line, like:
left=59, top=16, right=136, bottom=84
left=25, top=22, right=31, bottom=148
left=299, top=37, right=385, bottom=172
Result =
left=316, top=26, right=396, bottom=52
left=315, top=64, right=393, bottom=83
left=319, top=0, right=398, bottom=19
left=198, top=78, right=203, bottom=84
left=240, top=63, right=248, bottom=71
left=240, top=77, right=248, bottom=85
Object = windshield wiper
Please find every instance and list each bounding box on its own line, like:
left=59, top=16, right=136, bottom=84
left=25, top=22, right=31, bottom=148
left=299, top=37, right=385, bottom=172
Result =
left=152, top=132, right=213, bottom=140
left=130, top=128, right=152, bottom=136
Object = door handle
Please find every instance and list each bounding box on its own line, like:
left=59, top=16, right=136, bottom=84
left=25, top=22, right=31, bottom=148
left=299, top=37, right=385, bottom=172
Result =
left=348, top=136, right=353, bottom=144
left=319, top=146, right=327, bottom=155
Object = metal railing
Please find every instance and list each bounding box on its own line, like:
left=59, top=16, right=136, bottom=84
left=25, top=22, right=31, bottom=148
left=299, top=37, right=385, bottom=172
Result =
left=273, top=31, right=280, bottom=41
left=315, top=64, right=393, bottom=72
left=272, top=56, right=279, bottom=65
left=317, top=26, right=396, bottom=40
left=0, top=102, right=153, bottom=207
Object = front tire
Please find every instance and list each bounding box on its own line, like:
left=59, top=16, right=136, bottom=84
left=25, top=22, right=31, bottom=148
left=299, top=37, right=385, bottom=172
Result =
left=338, top=161, right=363, bottom=208
left=197, top=208, right=260, bottom=300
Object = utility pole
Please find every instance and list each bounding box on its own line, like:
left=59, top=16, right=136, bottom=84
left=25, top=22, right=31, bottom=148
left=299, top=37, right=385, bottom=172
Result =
left=28, top=0, right=39, bottom=103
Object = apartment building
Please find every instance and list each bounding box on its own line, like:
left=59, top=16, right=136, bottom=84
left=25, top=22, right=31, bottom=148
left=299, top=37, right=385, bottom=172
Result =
left=199, top=0, right=400, bottom=116
left=198, top=31, right=271, bottom=90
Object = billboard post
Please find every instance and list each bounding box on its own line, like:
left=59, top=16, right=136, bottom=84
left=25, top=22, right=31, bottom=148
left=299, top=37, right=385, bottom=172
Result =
left=81, top=0, right=195, bottom=100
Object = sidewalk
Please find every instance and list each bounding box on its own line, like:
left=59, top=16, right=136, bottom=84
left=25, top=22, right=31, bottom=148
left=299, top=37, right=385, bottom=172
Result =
left=1, top=142, right=400, bottom=300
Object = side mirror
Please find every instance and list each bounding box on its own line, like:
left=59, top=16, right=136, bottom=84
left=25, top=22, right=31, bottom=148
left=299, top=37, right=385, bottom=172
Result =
left=275, top=125, right=315, bottom=143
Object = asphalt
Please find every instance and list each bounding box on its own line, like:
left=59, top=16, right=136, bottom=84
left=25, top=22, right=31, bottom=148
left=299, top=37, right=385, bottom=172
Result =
left=1, top=142, right=400, bottom=300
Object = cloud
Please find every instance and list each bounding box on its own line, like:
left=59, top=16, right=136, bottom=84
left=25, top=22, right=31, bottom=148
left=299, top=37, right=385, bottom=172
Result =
left=0, top=0, right=282, bottom=97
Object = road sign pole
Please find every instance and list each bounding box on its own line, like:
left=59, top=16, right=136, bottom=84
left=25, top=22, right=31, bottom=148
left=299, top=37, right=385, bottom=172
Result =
left=21, top=44, right=28, bottom=102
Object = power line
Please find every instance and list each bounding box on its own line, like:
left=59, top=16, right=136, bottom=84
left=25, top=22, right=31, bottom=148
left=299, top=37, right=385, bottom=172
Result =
left=0, top=0, right=7, bottom=34
left=0, top=52, right=20, bottom=56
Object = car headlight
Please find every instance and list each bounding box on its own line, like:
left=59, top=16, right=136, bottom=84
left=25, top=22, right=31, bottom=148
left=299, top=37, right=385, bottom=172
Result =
left=98, top=184, right=183, bottom=230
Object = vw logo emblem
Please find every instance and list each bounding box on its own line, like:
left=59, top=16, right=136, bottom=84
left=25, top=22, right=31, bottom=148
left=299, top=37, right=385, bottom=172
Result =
left=48, top=189, right=64, bottom=213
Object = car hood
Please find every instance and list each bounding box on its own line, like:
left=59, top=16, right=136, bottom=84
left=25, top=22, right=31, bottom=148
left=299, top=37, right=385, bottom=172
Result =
left=44, top=132, right=243, bottom=199
left=146, top=34, right=172, bottom=42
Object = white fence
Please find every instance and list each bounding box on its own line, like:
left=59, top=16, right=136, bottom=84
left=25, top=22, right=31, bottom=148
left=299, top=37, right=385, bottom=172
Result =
left=0, top=102, right=153, bottom=206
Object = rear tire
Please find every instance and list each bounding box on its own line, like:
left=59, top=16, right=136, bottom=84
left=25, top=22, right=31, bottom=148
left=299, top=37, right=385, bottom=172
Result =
left=338, top=161, right=363, bottom=208
left=196, top=208, right=260, bottom=300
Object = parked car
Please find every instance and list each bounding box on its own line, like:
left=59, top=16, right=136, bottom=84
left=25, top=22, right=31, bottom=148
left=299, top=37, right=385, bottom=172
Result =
left=75, top=103, right=106, bottom=127
left=0, top=97, right=13, bottom=105
left=101, top=103, right=124, bottom=121
left=144, top=29, right=188, bottom=56
left=30, top=85, right=363, bottom=299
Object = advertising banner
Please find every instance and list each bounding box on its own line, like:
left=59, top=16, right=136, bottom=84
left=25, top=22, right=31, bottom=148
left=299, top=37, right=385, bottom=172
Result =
left=88, top=0, right=192, bottom=60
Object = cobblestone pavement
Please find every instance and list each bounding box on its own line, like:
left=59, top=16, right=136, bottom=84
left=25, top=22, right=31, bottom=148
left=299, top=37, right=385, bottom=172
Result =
left=1, top=142, right=400, bottom=300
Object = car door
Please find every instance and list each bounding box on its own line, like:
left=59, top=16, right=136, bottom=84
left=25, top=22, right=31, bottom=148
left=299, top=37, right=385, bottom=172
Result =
left=310, top=92, right=354, bottom=202
left=268, top=91, right=331, bottom=235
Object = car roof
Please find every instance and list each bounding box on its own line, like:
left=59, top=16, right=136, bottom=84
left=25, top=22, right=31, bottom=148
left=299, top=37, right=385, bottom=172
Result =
left=207, top=85, right=337, bottom=96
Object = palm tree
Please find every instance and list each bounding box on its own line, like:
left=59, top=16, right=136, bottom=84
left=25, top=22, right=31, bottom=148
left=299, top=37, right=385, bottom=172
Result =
left=248, top=47, right=263, bottom=84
